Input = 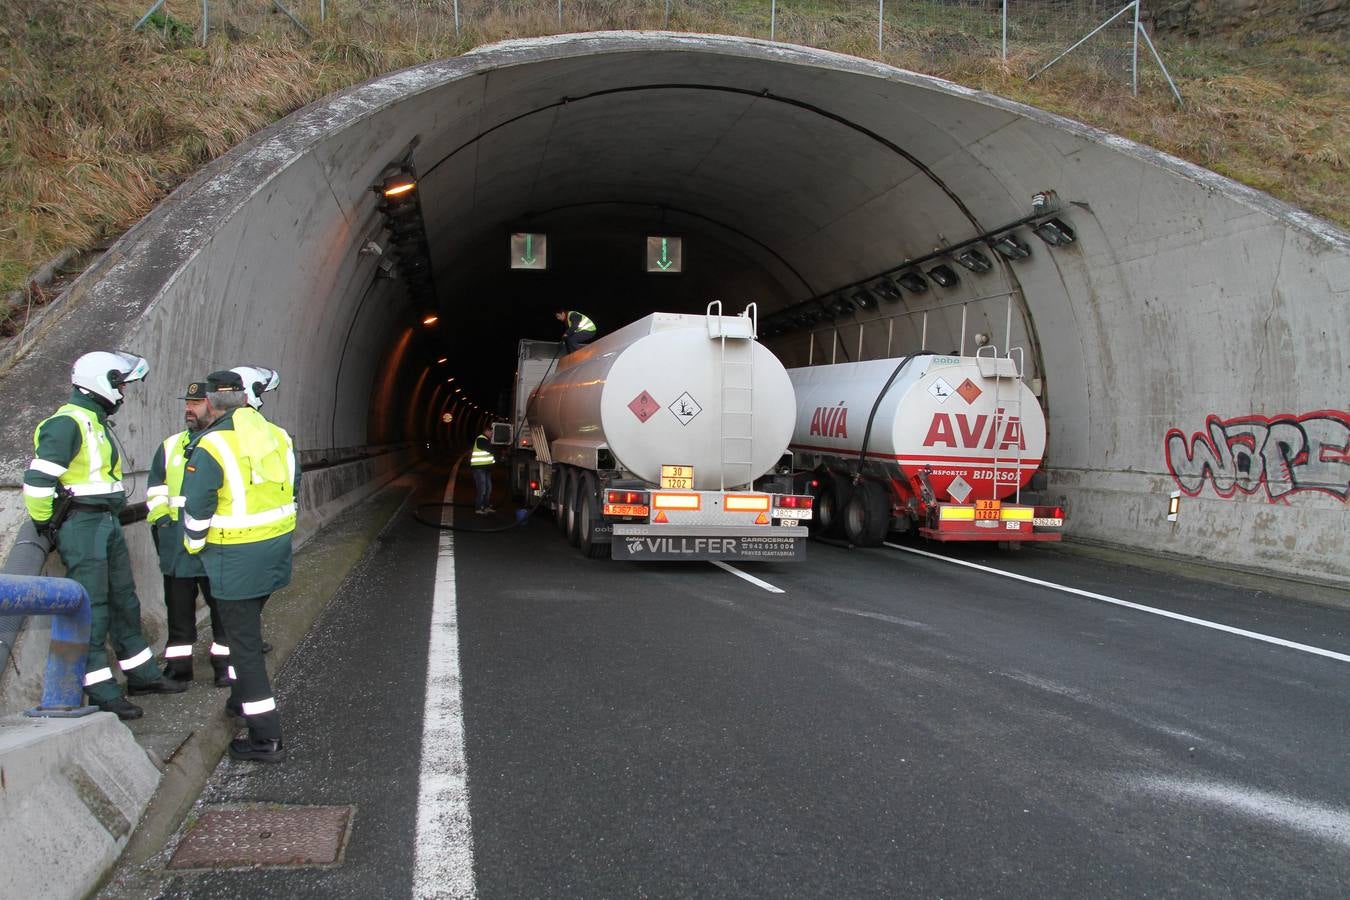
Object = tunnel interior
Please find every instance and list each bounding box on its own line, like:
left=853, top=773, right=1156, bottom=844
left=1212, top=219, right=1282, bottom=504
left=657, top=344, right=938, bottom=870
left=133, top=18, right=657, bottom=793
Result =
left=0, top=32, right=1344, bottom=587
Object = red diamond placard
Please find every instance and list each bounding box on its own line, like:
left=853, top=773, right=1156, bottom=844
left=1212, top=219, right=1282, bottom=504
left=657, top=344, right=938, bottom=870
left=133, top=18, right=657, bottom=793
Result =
left=628, top=390, right=660, bottom=423
left=957, top=378, right=982, bottom=405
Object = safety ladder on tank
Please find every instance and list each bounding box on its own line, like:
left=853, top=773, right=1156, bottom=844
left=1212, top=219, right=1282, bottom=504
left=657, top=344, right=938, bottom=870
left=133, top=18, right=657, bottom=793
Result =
left=977, top=344, right=1027, bottom=505
left=709, top=301, right=758, bottom=491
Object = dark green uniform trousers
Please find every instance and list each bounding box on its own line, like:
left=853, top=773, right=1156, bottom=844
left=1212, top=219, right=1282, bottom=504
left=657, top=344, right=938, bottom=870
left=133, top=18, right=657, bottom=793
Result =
left=56, top=509, right=164, bottom=703
left=217, top=596, right=281, bottom=742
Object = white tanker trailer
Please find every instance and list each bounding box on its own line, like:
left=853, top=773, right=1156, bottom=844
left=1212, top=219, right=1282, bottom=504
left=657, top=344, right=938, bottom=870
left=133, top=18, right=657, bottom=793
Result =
left=786, top=351, right=1065, bottom=547
left=510, top=304, right=814, bottom=560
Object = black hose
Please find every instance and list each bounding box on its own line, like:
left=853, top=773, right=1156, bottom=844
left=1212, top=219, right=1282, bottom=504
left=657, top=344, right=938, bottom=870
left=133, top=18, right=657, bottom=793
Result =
left=412, top=499, right=545, bottom=533
left=856, top=351, right=929, bottom=469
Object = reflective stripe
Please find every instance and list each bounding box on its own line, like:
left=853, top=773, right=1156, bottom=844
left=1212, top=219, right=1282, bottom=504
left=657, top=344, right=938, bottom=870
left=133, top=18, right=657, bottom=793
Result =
left=163, top=644, right=194, bottom=659
left=169, top=496, right=186, bottom=508
left=200, top=432, right=248, bottom=518
left=571, top=311, right=596, bottom=332
left=146, top=496, right=168, bottom=510
left=67, top=481, right=123, bottom=496
left=210, top=503, right=296, bottom=529
left=227, top=666, right=237, bottom=681
left=23, top=484, right=56, bottom=498
left=185, top=536, right=206, bottom=552
left=83, top=666, right=114, bottom=686
left=119, top=647, right=153, bottom=670
left=184, top=514, right=212, bottom=532
left=28, top=458, right=68, bottom=477
left=146, top=485, right=170, bottom=497
left=242, top=697, right=276, bottom=716
left=210, top=643, right=230, bottom=656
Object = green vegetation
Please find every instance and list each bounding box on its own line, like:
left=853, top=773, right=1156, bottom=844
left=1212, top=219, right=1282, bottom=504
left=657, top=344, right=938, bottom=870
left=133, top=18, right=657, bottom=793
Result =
left=1, top=0, right=1346, bottom=305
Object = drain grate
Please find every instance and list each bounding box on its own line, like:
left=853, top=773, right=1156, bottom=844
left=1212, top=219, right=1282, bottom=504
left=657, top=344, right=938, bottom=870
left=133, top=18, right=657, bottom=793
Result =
left=169, top=805, right=354, bottom=869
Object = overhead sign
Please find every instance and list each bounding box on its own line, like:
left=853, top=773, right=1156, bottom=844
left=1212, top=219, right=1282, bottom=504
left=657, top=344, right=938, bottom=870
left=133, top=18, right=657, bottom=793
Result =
left=510, top=232, right=547, bottom=270
left=645, top=235, right=682, bottom=273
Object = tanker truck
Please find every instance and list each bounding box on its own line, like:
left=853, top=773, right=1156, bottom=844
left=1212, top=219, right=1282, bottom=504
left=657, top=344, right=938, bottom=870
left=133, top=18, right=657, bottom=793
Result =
left=509, top=303, right=814, bottom=560
left=786, top=351, right=1065, bottom=547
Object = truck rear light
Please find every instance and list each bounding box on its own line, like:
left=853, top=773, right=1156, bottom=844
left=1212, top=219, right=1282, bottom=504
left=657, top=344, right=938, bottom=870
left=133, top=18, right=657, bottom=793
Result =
left=777, top=494, right=813, bottom=509
left=724, top=494, right=770, bottom=512
left=604, top=489, right=651, bottom=518
left=652, top=492, right=700, bottom=510
left=530, top=480, right=539, bottom=491
left=606, top=490, right=649, bottom=506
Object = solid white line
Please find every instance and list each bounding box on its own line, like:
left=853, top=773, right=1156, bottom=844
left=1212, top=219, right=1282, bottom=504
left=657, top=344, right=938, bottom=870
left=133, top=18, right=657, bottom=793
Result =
left=711, top=560, right=786, bottom=594
left=413, top=467, right=477, bottom=899
left=883, top=542, right=1350, bottom=664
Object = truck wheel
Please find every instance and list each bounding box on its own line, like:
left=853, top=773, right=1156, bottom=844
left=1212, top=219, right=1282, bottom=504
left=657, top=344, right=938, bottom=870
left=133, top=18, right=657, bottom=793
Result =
left=555, top=467, right=572, bottom=535
left=843, top=480, right=891, bottom=548
left=812, top=473, right=852, bottom=540
left=565, top=470, right=583, bottom=547
left=576, top=472, right=610, bottom=559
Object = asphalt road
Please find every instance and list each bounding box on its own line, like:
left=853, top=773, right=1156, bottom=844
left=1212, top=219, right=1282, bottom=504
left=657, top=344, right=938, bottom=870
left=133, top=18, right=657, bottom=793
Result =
left=153, top=467, right=1350, bottom=898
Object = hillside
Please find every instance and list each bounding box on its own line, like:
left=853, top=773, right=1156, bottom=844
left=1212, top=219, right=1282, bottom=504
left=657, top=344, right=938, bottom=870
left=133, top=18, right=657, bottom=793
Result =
left=1, top=0, right=1345, bottom=317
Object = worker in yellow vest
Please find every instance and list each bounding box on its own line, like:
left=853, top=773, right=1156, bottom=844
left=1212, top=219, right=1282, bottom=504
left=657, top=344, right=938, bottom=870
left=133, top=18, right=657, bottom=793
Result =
left=24, top=351, right=186, bottom=719
left=471, top=424, right=496, bottom=514
left=555, top=308, right=597, bottom=353
left=148, top=380, right=230, bottom=686
left=180, top=371, right=296, bottom=763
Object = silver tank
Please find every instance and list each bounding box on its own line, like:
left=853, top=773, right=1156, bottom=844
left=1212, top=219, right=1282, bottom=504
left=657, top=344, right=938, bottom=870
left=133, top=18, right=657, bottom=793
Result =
left=529, top=312, right=796, bottom=490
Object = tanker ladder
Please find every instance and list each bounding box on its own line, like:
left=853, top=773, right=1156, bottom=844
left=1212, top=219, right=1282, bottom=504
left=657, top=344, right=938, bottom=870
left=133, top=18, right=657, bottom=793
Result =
left=709, top=301, right=758, bottom=491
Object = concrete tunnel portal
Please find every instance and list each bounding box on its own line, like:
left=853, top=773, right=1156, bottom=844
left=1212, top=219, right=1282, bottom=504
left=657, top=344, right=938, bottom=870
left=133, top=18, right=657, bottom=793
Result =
left=1, top=29, right=1347, bottom=643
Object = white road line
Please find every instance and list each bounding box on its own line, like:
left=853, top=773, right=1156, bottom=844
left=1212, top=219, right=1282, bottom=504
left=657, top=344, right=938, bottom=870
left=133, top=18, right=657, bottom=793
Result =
left=711, top=560, right=786, bottom=594
left=413, top=468, right=477, bottom=899
left=884, top=542, right=1350, bottom=664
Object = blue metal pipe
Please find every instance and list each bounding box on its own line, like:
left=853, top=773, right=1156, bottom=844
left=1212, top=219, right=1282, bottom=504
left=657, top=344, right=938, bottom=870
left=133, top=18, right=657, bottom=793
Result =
left=0, top=573, right=92, bottom=714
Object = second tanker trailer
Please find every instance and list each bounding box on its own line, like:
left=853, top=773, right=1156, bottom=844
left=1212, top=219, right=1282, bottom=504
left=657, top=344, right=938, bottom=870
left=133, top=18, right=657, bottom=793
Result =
left=510, top=304, right=814, bottom=560
left=787, top=351, right=1065, bottom=547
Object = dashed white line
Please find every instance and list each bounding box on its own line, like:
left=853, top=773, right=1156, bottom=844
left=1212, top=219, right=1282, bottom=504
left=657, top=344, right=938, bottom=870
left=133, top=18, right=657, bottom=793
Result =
left=711, top=560, right=785, bottom=594
left=413, top=468, right=477, bottom=899
left=884, top=542, right=1350, bottom=664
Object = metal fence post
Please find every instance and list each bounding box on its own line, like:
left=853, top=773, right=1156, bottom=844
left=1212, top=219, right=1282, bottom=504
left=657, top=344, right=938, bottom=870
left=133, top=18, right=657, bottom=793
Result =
left=878, top=0, right=884, bottom=54
left=664, top=0, right=669, bottom=29
left=1132, top=0, right=1141, bottom=95
left=558, top=0, right=563, bottom=29
left=771, top=0, right=776, bottom=41
left=455, top=0, right=461, bottom=38
left=1001, top=0, right=1007, bottom=62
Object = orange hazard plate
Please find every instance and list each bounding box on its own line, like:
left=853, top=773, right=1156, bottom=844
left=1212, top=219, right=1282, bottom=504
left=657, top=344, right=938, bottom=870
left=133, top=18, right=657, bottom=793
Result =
left=975, top=499, right=1001, bottom=520
left=604, top=504, right=649, bottom=517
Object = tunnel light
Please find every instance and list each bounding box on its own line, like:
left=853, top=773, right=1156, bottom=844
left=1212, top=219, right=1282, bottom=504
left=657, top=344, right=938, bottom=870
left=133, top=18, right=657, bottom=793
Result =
left=852, top=288, right=878, bottom=310
left=437, top=357, right=448, bottom=364
left=1167, top=491, right=1181, bottom=523
left=1032, top=218, right=1077, bottom=246
left=380, top=173, right=417, bottom=199
left=897, top=272, right=928, bottom=294
left=832, top=295, right=857, bottom=316
left=927, top=264, right=960, bottom=288
left=872, top=279, right=903, bottom=302
left=956, top=248, right=993, bottom=273
left=991, top=234, right=1032, bottom=260
left=422, top=313, right=439, bottom=326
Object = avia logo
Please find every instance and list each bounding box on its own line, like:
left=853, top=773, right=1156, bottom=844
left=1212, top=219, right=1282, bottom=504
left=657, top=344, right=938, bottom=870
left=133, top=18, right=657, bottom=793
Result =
left=809, top=402, right=849, bottom=438
left=923, top=409, right=1026, bottom=450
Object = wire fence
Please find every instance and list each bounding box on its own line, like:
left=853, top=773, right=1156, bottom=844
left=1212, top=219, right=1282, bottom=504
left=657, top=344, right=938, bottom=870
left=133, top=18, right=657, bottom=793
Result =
left=136, top=0, right=1180, bottom=99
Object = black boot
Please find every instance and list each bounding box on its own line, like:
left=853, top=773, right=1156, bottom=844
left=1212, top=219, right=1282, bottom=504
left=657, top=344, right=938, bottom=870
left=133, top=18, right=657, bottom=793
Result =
left=128, top=676, right=189, bottom=695
left=229, top=736, right=285, bottom=763
left=96, top=696, right=144, bottom=720
left=212, top=664, right=232, bottom=688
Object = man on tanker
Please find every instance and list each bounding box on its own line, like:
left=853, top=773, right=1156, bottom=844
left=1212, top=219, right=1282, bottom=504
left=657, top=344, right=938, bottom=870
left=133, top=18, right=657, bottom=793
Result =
left=555, top=308, right=597, bottom=354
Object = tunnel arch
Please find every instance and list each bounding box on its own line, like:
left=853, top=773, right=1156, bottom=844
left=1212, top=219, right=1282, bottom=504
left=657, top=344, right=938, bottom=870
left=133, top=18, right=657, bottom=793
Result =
left=0, top=31, right=1345, bottom=588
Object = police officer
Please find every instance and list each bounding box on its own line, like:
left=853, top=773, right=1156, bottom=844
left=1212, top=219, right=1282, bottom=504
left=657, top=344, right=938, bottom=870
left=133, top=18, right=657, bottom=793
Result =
left=471, top=424, right=495, bottom=514
left=148, top=380, right=229, bottom=686
left=23, top=351, right=186, bottom=719
left=554, top=308, right=597, bottom=353
left=181, top=371, right=296, bottom=763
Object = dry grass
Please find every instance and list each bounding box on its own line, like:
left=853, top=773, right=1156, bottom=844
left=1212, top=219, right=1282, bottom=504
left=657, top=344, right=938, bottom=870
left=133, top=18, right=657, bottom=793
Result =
left=1, top=0, right=1346, bottom=308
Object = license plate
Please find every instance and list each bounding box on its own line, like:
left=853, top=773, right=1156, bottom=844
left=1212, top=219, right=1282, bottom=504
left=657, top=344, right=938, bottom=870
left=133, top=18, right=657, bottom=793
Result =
left=604, top=504, right=649, bottom=517
left=773, top=508, right=812, bottom=519
left=1033, top=517, right=1064, bottom=527
left=660, top=464, right=694, bottom=490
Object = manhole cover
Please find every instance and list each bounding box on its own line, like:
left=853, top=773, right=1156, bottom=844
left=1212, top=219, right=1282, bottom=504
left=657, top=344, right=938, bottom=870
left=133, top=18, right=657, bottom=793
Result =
left=169, top=805, right=354, bottom=869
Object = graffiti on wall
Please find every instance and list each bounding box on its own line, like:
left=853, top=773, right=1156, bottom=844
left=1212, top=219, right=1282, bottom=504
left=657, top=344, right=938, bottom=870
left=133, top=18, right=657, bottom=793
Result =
left=1164, top=410, right=1350, bottom=502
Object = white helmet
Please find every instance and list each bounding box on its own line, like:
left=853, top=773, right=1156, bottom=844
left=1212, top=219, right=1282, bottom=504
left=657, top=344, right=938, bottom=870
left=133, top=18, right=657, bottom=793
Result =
left=230, top=365, right=280, bottom=410
left=71, top=351, right=149, bottom=405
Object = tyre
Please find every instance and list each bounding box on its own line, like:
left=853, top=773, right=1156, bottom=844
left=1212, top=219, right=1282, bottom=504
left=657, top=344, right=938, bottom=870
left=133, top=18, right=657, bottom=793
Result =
left=576, top=472, right=610, bottom=559
left=554, top=466, right=572, bottom=535
left=843, top=479, right=892, bottom=548
left=565, top=469, right=583, bottom=547
left=811, top=472, right=853, bottom=540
